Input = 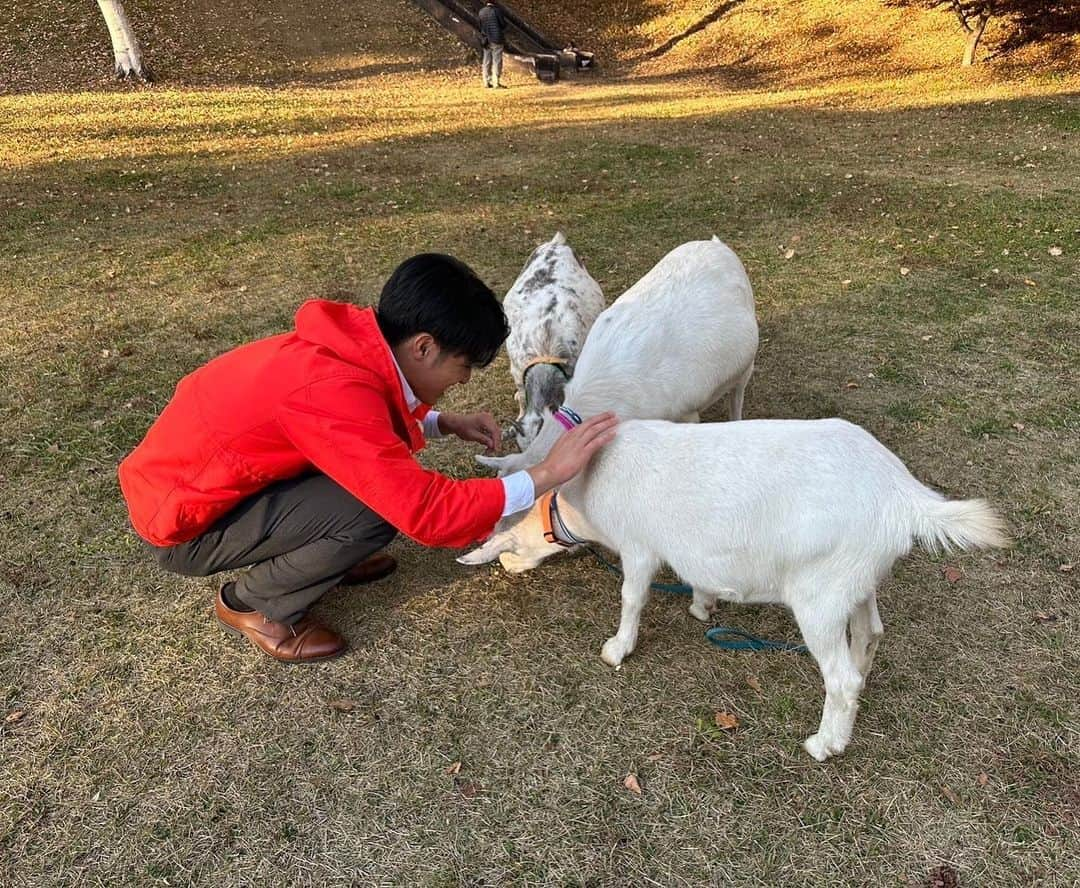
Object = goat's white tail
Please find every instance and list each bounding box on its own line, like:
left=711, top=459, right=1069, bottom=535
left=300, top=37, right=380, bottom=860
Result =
left=914, top=497, right=1011, bottom=553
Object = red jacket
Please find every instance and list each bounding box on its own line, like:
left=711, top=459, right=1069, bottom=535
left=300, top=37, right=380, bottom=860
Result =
left=118, top=301, right=505, bottom=548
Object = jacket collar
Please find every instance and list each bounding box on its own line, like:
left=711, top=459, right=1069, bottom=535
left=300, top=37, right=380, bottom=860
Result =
left=293, top=300, right=430, bottom=450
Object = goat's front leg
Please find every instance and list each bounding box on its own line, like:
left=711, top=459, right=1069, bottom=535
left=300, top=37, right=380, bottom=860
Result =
left=601, top=553, right=658, bottom=667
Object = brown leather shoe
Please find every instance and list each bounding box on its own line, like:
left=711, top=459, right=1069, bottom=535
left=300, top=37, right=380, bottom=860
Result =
left=341, top=552, right=398, bottom=586
left=215, top=587, right=345, bottom=663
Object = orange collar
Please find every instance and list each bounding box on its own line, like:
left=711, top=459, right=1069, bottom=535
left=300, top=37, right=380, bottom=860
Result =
left=539, top=490, right=583, bottom=548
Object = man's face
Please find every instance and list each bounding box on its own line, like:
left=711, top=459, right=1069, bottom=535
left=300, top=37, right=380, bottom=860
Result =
left=409, top=344, right=473, bottom=405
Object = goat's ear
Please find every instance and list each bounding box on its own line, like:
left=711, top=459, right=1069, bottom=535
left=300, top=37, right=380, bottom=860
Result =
left=475, top=453, right=526, bottom=475
left=457, top=531, right=516, bottom=565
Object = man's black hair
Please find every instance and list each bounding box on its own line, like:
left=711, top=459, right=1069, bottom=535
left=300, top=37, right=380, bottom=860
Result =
left=377, top=253, right=509, bottom=368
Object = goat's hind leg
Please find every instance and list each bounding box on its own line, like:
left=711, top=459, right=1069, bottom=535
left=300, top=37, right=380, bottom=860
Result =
left=791, top=595, right=865, bottom=761
left=601, top=552, right=659, bottom=667
left=689, top=587, right=718, bottom=622
left=848, top=593, right=884, bottom=677
left=727, top=363, right=754, bottom=421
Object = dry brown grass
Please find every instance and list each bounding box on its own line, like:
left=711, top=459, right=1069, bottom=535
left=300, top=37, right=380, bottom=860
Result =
left=1, top=2, right=1079, bottom=886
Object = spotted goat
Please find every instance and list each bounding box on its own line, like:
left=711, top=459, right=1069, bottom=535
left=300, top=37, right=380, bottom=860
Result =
left=503, top=232, right=605, bottom=451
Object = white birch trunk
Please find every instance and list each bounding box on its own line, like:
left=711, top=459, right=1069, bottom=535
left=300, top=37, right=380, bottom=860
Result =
left=962, top=12, right=990, bottom=66
left=96, top=0, right=153, bottom=81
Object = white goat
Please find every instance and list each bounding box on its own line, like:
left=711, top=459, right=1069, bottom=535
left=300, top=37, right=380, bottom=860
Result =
left=460, top=418, right=1009, bottom=761
left=503, top=232, right=605, bottom=451
left=479, top=236, right=757, bottom=477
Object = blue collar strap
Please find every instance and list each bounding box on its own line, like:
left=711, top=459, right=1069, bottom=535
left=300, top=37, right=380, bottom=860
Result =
left=552, top=405, right=583, bottom=431
left=544, top=490, right=588, bottom=547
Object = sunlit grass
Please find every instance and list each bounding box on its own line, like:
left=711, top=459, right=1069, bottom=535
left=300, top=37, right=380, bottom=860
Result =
left=4, top=61, right=1078, bottom=173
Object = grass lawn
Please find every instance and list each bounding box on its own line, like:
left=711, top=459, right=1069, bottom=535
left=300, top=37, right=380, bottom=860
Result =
left=1, top=43, right=1078, bottom=887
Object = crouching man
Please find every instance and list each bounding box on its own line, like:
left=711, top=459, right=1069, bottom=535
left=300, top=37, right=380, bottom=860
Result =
left=119, top=254, right=616, bottom=664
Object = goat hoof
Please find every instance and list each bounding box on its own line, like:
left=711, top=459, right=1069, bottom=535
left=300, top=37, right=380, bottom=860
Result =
left=803, top=733, right=844, bottom=762
left=689, top=603, right=710, bottom=622
left=600, top=637, right=626, bottom=667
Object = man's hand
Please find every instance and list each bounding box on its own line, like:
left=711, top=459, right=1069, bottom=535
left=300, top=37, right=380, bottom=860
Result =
left=439, top=411, right=502, bottom=454
left=527, top=412, right=618, bottom=495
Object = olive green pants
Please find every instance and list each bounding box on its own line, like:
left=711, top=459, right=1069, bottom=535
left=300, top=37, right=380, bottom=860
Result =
left=152, top=474, right=396, bottom=625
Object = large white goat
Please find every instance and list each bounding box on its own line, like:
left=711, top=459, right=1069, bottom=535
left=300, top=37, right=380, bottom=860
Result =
left=460, top=418, right=1009, bottom=761
left=478, top=236, right=758, bottom=477
left=503, top=232, right=605, bottom=451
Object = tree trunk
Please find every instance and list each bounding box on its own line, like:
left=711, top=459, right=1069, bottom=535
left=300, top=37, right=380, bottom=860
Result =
left=96, top=0, right=153, bottom=81
left=962, top=12, right=990, bottom=65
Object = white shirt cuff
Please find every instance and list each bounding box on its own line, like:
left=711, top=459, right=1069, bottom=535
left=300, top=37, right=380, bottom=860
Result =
left=500, top=470, right=536, bottom=517
left=422, top=410, right=442, bottom=439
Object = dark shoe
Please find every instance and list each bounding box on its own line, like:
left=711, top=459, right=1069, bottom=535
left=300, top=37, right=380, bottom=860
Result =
left=215, top=587, right=345, bottom=663
left=341, top=553, right=398, bottom=586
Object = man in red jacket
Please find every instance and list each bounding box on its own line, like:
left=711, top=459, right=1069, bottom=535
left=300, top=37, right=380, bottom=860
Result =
left=119, top=253, right=616, bottom=664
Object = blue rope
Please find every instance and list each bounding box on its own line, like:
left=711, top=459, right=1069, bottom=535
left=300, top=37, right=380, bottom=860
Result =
left=585, top=547, right=807, bottom=655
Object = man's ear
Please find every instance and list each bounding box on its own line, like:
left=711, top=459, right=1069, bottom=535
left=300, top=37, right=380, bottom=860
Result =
left=409, top=332, right=438, bottom=361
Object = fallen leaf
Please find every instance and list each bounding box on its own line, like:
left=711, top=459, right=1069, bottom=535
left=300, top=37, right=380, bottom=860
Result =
left=921, top=334, right=933, bottom=341
left=623, top=773, right=642, bottom=795
left=4, top=710, right=25, bottom=724
left=843, top=381, right=860, bottom=390
left=446, top=761, right=462, bottom=775
left=646, top=752, right=663, bottom=762
left=900, top=266, right=911, bottom=276
left=1012, top=422, right=1025, bottom=432
left=783, top=248, right=795, bottom=260
left=714, top=711, right=740, bottom=730
left=327, top=699, right=356, bottom=712
left=1033, top=611, right=1058, bottom=624
left=926, top=863, right=960, bottom=888
left=1059, top=564, right=1074, bottom=573
left=941, top=784, right=960, bottom=805
left=455, top=779, right=479, bottom=799
left=746, top=675, right=762, bottom=692
left=1024, top=279, right=1038, bottom=287
left=841, top=278, right=852, bottom=286
left=1048, top=246, right=1062, bottom=256
left=977, top=772, right=989, bottom=786
left=943, top=566, right=963, bottom=584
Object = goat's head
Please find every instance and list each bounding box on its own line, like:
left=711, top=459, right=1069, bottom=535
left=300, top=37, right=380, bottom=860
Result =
left=517, top=362, right=569, bottom=451
left=457, top=501, right=559, bottom=573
